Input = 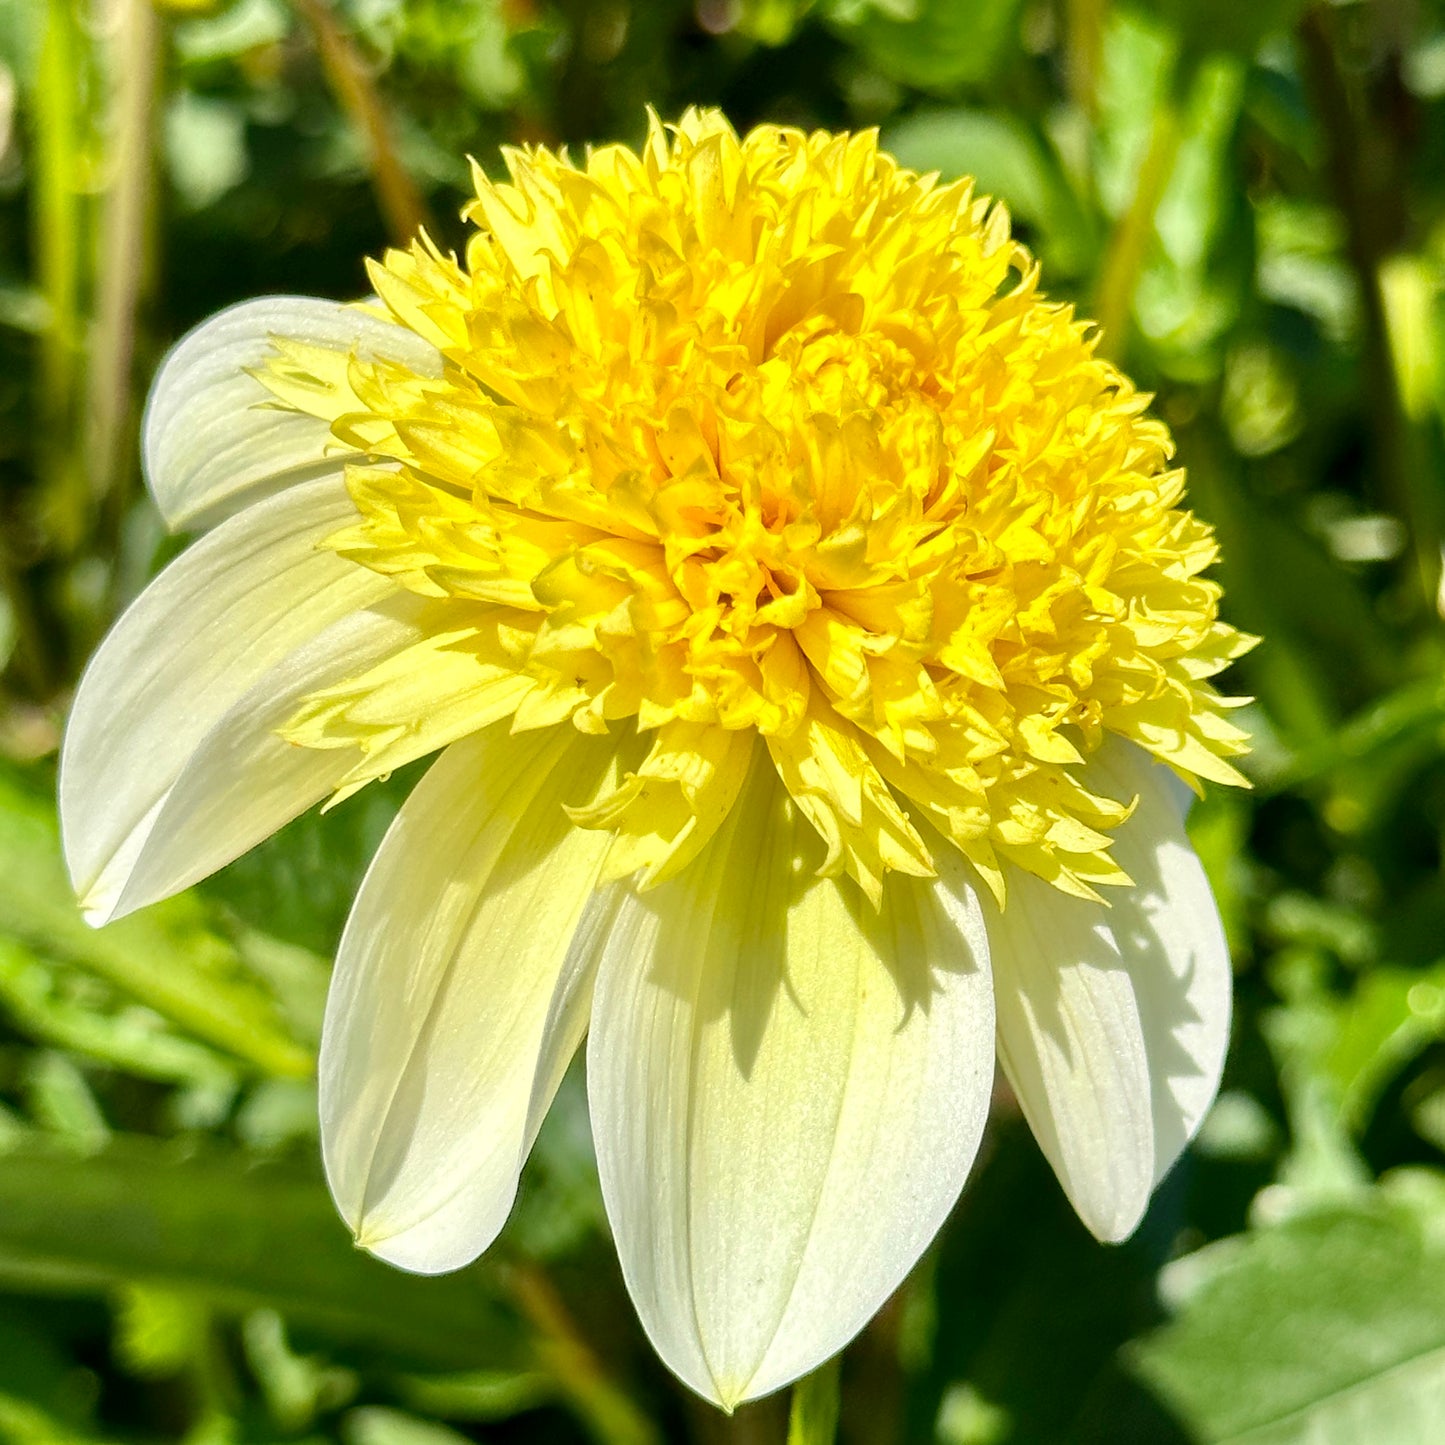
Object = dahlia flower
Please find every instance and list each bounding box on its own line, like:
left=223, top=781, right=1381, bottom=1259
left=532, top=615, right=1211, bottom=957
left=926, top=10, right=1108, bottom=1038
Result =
left=62, top=109, right=1250, bottom=1408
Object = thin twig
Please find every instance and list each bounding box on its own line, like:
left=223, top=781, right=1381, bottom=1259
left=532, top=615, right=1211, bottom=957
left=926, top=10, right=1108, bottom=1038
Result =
left=86, top=0, right=160, bottom=515
left=1091, top=90, right=1182, bottom=361
left=289, top=0, right=432, bottom=246
left=505, top=1260, right=661, bottom=1445
left=1066, top=0, right=1106, bottom=118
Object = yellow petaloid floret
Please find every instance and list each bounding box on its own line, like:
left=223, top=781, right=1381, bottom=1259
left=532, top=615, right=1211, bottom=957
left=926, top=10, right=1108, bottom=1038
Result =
left=265, top=108, right=1252, bottom=906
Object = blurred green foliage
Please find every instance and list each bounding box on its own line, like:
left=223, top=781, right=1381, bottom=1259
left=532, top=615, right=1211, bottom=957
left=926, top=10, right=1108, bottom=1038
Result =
left=3, top=0, right=1445, bottom=1440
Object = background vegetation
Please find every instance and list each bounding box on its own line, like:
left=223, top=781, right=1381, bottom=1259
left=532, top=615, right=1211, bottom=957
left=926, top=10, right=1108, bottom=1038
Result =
left=1, top=0, right=1444, bottom=1440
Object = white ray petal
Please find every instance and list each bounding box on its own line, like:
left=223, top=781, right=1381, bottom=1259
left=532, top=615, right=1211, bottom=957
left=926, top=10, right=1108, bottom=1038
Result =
left=144, top=296, right=439, bottom=530
left=322, top=727, right=617, bottom=1275
left=1086, top=739, right=1234, bottom=1184
left=60, top=477, right=391, bottom=922
left=985, top=740, right=1234, bottom=1241
left=987, top=870, right=1154, bottom=1243
left=108, top=596, right=432, bottom=920
left=588, top=759, right=994, bottom=1408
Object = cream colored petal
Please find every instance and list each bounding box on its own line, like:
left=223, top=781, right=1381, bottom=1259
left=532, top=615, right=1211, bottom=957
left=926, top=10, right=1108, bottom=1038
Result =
left=588, top=755, right=994, bottom=1408
left=1085, top=739, right=1233, bottom=1185
left=985, top=869, right=1155, bottom=1244
left=321, top=726, right=617, bottom=1275
left=143, top=296, right=439, bottom=530
left=107, top=596, right=432, bottom=920
left=60, top=477, right=391, bottom=922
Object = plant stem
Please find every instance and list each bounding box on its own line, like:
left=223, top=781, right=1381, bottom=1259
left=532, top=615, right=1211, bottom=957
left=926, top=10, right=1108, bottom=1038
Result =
left=87, top=0, right=160, bottom=520
left=786, top=1355, right=841, bottom=1445
left=289, top=0, right=432, bottom=245
left=1065, top=0, right=1106, bottom=118
left=1092, top=90, right=1182, bottom=361
left=505, top=1261, right=661, bottom=1445
left=34, top=0, right=86, bottom=553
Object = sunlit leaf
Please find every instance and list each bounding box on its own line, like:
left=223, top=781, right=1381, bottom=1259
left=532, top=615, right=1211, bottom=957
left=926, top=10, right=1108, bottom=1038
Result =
left=0, top=768, right=313, bottom=1077
left=0, top=936, right=234, bottom=1087
left=884, top=108, right=1093, bottom=274
left=1132, top=1189, right=1445, bottom=1443
left=0, top=1135, right=531, bottom=1372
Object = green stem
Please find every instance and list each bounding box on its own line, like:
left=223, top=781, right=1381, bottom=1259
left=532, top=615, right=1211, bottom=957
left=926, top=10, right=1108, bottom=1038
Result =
left=34, top=0, right=86, bottom=553
left=1092, top=91, right=1181, bottom=360
left=786, top=1356, right=841, bottom=1445
left=87, top=0, right=160, bottom=524
left=35, top=0, right=81, bottom=418
left=1065, top=0, right=1105, bottom=118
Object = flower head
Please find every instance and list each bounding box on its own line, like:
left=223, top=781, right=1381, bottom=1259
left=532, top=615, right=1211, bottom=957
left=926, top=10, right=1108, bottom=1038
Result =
left=62, top=109, right=1249, bottom=1408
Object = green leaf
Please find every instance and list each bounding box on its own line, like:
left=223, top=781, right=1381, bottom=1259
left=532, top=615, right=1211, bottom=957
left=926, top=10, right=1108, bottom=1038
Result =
left=0, top=1394, right=120, bottom=1445
left=112, top=1284, right=210, bottom=1379
left=0, top=768, right=313, bottom=1077
left=343, top=1406, right=476, bottom=1445
left=1265, top=950, right=1445, bottom=1141
left=826, top=0, right=1024, bottom=91
left=198, top=768, right=415, bottom=958
left=242, top=1308, right=358, bottom=1432
left=883, top=109, right=1093, bottom=274
left=0, top=1135, right=531, bottom=1372
left=395, top=1368, right=556, bottom=1424
left=0, top=0, right=45, bottom=88
left=0, top=935, right=235, bottom=1087
left=1139, top=0, right=1311, bottom=63
left=1323, top=967, right=1445, bottom=1132
left=1131, top=1190, right=1445, bottom=1444
left=1255, top=198, right=1358, bottom=345
left=169, top=0, right=289, bottom=63
left=22, top=1051, right=108, bottom=1148
left=1264, top=676, right=1445, bottom=794
left=1094, top=6, right=1177, bottom=220
left=164, top=89, right=250, bottom=212
left=736, top=0, right=815, bottom=46
left=1132, top=53, right=1250, bottom=379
